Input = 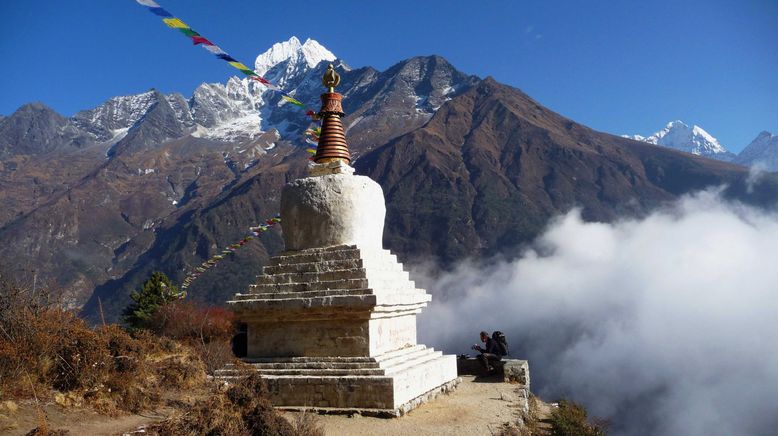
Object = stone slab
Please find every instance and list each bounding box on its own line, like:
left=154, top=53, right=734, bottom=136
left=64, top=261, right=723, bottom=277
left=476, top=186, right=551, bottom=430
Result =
left=456, top=357, right=530, bottom=388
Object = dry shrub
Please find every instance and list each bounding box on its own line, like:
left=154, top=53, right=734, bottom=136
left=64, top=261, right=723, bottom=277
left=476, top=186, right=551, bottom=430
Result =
left=288, top=409, right=325, bottom=436
left=150, top=373, right=293, bottom=436
left=550, top=399, right=607, bottom=436
left=150, top=301, right=238, bottom=374
left=0, top=274, right=206, bottom=414
left=151, top=301, right=235, bottom=343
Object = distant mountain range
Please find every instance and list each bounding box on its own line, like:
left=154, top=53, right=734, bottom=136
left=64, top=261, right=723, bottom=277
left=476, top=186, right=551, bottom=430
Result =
left=624, top=121, right=778, bottom=170
left=0, top=37, right=776, bottom=322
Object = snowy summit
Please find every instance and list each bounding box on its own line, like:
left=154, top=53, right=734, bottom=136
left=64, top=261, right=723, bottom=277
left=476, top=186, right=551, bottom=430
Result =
left=254, top=36, right=336, bottom=87
left=624, top=120, right=734, bottom=161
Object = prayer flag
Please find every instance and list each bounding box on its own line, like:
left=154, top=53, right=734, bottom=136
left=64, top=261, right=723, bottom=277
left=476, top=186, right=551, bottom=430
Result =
left=162, top=17, right=189, bottom=29
left=281, top=95, right=305, bottom=107
left=203, top=44, right=226, bottom=55
left=136, top=0, right=161, bottom=7
left=148, top=7, right=173, bottom=17
left=216, top=53, right=238, bottom=62
left=178, top=28, right=200, bottom=37
left=227, top=61, right=251, bottom=71
left=191, top=36, right=213, bottom=45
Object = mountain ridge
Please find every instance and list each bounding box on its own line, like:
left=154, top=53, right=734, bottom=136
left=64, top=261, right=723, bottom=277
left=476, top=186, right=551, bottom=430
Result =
left=1, top=37, right=776, bottom=320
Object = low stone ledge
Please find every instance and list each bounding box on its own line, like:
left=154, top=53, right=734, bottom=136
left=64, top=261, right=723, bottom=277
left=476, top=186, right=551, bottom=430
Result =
left=456, top=357, right=530, bottom=388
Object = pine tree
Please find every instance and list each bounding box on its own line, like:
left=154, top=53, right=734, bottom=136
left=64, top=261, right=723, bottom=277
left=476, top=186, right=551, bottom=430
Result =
left=122, top=271, right=181, bottom=329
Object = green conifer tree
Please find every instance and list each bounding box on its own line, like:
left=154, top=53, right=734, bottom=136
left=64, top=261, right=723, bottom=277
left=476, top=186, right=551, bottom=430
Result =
left=122, top=271, right=181, bottom=329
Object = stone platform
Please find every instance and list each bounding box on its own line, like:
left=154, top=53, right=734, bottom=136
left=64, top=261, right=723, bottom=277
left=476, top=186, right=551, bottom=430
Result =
left=225, top=244, right=459, bottom=416
left=216, top=346, right=458, bottom=416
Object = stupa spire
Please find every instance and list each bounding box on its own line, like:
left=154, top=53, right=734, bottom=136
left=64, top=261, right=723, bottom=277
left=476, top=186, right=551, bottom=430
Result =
left=313, top=64, right=351, bottom=164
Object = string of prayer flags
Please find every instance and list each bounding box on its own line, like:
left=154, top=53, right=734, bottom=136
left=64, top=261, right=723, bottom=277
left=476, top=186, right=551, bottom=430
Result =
left=180, top=214, right=281, bottom=290
left=135, top=0, right=312, bottom=112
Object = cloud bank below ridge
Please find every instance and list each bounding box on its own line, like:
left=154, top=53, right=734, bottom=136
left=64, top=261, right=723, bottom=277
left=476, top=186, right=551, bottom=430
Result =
left=416, top=188, right=778, bottom=436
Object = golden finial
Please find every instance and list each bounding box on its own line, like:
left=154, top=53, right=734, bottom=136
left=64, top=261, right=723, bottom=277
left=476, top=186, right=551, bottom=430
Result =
left=322, top=64, right=340, bottom=92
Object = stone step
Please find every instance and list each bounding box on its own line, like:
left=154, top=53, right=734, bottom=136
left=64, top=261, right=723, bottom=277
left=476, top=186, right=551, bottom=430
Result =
left=230, top=293, right=377, bottom=309
left=245, top=361, right=380, bottom=370
left=249, top=278, right=370, bottom=293
left=375, top=346, right=432, bottom=368
left=364, top=276, right=416, bottom=291
left=254, top=268, right=367, bottom=285
left=227, top=367, right=387, bottom=377
left=264, top=257, right=408, bottom=277
left=263, top=258, right=365, bottom=275
left=271, top=246, right=360, bottom=266
left=244, top=356, right=377, bottom=364
left=383, top=349, right=445, bottom=376
left=233, top=288, right=373, bottom=301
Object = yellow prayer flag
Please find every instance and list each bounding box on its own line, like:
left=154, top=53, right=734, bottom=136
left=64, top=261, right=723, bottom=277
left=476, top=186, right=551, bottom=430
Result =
left=282, top=95, right=304, bottom=107
left=227, top=61, right=251, bottom=71
left=162, top=18, right=189, bottom=29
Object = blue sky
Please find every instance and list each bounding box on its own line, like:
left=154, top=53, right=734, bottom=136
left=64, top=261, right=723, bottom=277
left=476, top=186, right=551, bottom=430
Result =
left=1, top=0, right=776, bottom=152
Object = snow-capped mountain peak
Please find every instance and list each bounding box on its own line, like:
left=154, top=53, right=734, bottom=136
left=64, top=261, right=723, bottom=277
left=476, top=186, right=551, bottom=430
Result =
left=624, top=120, right=733, bottom=161
left=254, top=36, right=336, bottom=80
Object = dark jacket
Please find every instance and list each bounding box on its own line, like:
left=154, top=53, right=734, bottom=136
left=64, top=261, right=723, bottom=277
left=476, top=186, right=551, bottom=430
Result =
left=483, top=337, right=501, bottom=355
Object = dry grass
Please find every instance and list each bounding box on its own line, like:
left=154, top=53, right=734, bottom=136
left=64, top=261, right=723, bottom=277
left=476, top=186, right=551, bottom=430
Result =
left=288, top=408, right=326, bottom=436
left=1, top=271, right=309, bottom=435
left=0, top=273, right=205, bottom=415
left=148, top=373, right=295, bottom=436
left=149, top=301, right=237, bottom=375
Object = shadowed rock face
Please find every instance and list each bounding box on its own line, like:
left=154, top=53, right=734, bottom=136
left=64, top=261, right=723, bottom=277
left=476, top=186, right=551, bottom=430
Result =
left=1, top=55, right=776, bottom=321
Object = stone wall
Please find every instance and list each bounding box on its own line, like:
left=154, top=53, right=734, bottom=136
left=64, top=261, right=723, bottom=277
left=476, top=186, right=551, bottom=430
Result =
left=247, top=318, right=370, bottom=357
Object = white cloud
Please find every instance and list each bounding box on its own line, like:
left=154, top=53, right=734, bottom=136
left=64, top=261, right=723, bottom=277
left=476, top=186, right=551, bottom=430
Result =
left=416, top=188, right=778, bottom=436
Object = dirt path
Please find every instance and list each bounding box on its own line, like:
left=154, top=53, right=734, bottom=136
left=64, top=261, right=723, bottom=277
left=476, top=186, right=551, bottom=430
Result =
left=284, top=375, right=533, bottom=436
left=1, top=376, right=546, bottom=435
left=1, top=400, right=172, bottom=436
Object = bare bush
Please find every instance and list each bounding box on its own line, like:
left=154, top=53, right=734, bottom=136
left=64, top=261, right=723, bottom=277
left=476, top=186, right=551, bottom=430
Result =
left=150, top=301, right=238, bottom=374
left=149, top=373, right=294, bottom=436
left=0, top=271, right=205, bottom=414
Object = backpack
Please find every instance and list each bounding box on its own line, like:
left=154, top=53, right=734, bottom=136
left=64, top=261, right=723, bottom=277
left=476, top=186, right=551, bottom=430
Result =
left=492, top=331, right=509, bottom=356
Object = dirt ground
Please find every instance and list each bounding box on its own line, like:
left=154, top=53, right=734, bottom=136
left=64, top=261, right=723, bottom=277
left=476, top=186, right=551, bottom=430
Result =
left=284, top=375, right=542, bottom=436
left=1, top=401, right=167, bottom=435
left=1, top=376, right=548, bottom=435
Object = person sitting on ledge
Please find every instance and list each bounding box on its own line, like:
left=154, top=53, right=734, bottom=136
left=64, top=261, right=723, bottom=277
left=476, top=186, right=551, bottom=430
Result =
left=472, top=330, right=501, bottom=374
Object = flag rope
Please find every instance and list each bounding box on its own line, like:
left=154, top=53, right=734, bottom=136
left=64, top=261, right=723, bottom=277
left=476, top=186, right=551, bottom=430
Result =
left=136, top=0, right=315, bottom=113
left=179, top=214, right=282, bottom=291
left=134, top=1, right=327, bottom=290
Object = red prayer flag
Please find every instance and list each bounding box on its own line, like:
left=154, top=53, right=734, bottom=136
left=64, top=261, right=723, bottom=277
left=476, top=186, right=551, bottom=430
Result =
left=191, top=36, right=213, bottom=45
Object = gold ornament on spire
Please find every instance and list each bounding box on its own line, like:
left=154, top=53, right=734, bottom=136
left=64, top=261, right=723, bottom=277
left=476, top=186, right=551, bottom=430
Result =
left=322, top=64, right=341, bottom=92
left=314, top=64, right=350, bottom=164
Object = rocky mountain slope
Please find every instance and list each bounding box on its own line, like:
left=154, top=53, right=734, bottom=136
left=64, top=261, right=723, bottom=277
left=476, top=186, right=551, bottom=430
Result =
left=1, top=37, right=776, bottom=320
left=0, top=37, right=477, bottom=309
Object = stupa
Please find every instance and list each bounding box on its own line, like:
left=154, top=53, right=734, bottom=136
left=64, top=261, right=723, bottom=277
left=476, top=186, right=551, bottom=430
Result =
left=225, top=65, right=458, bottom=415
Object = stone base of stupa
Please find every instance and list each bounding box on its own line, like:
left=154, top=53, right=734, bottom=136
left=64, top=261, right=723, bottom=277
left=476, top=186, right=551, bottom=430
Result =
left=218, top=349, right=458, bottom=416
left=223, top=244, right=459, bottom=416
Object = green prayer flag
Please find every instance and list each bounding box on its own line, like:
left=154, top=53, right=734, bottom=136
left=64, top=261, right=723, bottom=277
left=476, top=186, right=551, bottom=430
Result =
left=177, top=27, right=200, bottom=37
